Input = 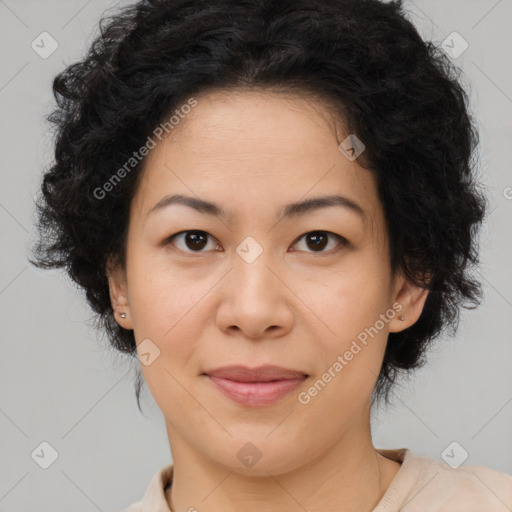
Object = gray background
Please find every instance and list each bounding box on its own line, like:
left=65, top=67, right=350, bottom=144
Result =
left=0, top=0, right=511, bottom=510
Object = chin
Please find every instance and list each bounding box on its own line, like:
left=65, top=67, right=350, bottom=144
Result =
left=208, top=435, right=307, bottom=477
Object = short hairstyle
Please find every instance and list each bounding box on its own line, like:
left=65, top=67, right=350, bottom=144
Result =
left=31, top=0, right=486, bottom=410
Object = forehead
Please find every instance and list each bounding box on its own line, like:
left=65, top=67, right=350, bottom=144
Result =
left=132, top=88, right=382, bottom=230
left=165, top=88, right=345, bottom=160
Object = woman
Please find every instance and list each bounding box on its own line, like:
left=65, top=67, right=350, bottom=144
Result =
left=31, top=0, right=512, bottom=510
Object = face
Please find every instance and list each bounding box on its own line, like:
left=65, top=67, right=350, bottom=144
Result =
left=108, top=89, right=428, bottom=476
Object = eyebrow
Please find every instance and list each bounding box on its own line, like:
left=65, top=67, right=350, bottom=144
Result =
left=146, top=193, right=366, bottom=221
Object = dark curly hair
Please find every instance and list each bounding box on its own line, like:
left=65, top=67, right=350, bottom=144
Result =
left=30, top=0, right=486, bottom=411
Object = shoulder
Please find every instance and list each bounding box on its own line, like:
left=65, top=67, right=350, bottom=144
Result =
left=118, top=463, right=174, bottom=512
left=375, top=448, right=512, bottom=511
left=120, top=501, right=143, bottom=512
left=401, top=450, right=512, bottom=510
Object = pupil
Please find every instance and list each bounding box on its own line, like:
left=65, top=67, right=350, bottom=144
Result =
left=308, top=232, right=327, bottom=251
left=187, top=231, right=207, bottom=250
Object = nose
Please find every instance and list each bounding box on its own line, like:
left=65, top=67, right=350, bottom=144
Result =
left=215, top=247, right=294, bottom=340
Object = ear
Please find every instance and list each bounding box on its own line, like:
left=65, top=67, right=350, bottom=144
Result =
left=106, top=256, right=134, bottom=330
left=388, top=271, right=429, bottom=333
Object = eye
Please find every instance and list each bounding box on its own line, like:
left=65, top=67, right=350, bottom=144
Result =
left=165, top=230, right=348, bottom=254
left=166, top=230, right=220, bottom=253
left=292, top=231, right=349, bottom=253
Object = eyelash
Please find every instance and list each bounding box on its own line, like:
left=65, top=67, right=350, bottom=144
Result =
left=164, top=230, right=349, bottom=255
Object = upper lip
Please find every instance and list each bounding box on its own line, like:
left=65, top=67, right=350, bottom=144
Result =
left=204, top=365, right=308, bottom=382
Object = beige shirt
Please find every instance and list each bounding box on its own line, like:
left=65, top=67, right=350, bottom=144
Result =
left=122, top=448, right=512, bottom=511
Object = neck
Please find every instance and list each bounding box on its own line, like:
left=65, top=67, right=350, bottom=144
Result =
left=165, top=424, right=400, bottom=512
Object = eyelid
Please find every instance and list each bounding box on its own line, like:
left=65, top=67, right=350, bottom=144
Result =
left=290, top=231, right=349, bottom=253
left=164, top=230, right=221, bottom=253
left=165, top=230, right=350, bottom=254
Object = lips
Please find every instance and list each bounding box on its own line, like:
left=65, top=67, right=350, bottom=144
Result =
left=203, top=365, right=308, bottom=407
left=204, top=365, right=308, bottom=382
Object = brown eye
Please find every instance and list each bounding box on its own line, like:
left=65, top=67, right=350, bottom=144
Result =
left=292, top=231, right=348, bottom=253
left=165, top=229, right=348, bottom=255
left=168, top=230, right=218, bottom=252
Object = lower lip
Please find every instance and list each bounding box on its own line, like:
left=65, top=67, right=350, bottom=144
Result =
left=206, top=375, right=306, bottom=406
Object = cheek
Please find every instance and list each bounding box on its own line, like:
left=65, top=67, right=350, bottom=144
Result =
left=312, top=262, right=391, bottom=342
left=127, top=249, right=206, bottom=335
left=133, top=273, right=206, bottom=408
left=307, top=288, right=388, bottom=410
left=127, top=288, right=206, bottom=406
left=305, top=262, right=392, bottom=397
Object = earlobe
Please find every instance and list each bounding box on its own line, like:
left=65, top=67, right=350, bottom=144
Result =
left=106, top=258, right=133, bottom=329
left=389, top=274, right=429, bottom=333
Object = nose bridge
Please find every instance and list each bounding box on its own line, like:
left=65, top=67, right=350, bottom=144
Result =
left=215, top=234, right=293, bottom=338
left=232, top=234, right=278, bottom=299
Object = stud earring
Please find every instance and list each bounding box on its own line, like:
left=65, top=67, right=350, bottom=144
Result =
left=398, top=314, right=405, bottom=321
left=120, top=312, right=127, bottom=319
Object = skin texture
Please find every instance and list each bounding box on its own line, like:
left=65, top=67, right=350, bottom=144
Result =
left=107, top=89, right=429, bottom=512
